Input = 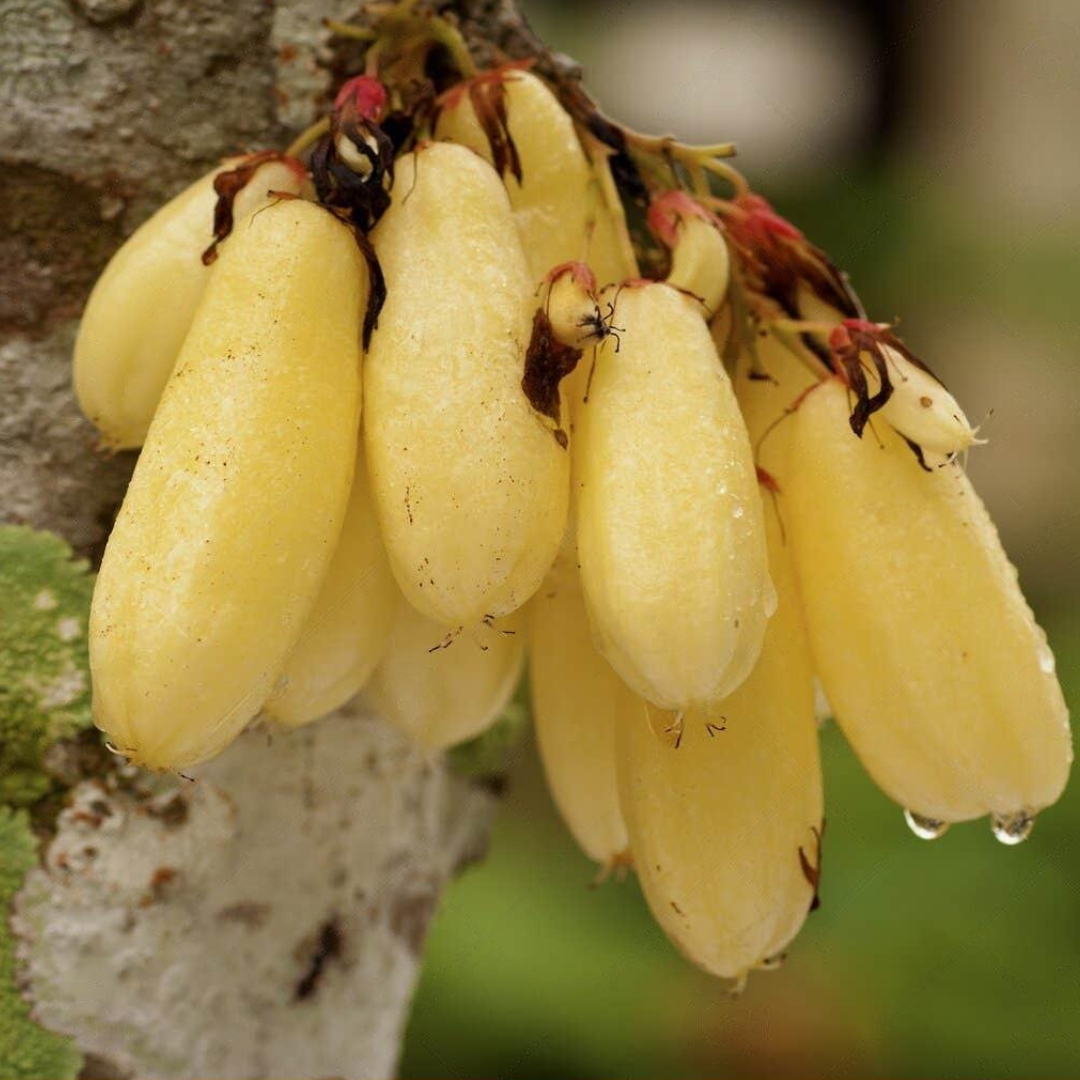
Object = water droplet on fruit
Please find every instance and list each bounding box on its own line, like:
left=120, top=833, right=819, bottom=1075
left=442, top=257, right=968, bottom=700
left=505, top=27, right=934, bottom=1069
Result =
left=762, top=578, right=778, bottom=618
left=732, top=504, right=744, bottom=520
left=1037, top=642, right=1056, bottom=675
left=991, top=810, right=1035, bottom=845
left=904, top=809, right=949, bottom=840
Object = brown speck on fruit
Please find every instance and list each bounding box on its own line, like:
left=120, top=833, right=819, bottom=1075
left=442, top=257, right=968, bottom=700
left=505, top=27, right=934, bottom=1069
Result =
left=522, top=309, right=580, bottom=447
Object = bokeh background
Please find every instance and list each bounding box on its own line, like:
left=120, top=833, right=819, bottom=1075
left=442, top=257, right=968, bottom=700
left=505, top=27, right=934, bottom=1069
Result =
left=403, top=1, right=1080, bottom=1076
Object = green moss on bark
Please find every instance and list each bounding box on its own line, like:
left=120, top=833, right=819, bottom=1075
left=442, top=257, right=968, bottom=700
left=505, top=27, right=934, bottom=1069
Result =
left=448, top=678, right=530, bottom=783
left=0, top=807, right=82, bottom=1079
left=0, top=526, right=95, bottom=807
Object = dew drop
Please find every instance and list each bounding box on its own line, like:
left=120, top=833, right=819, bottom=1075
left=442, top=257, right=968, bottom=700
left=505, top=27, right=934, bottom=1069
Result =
left=762, top=577, right=779, bottom=618
left=904, top=809, right=949, bottom=840
left=732, top=504, right=744, bottom=520
left=1037, top=642, right=1056, bottom=675
left=991, top=810, right=1035, bottom=846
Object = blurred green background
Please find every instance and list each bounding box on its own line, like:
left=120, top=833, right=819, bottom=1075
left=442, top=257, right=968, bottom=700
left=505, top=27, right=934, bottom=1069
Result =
left=403, top=1, right=1080, bottom=1076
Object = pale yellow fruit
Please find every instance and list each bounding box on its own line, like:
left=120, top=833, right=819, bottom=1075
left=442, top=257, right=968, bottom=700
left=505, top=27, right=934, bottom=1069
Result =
left=367, top=600, right=524, bottom=751
left=794, top=283, right=844, bottom=328
left=529, top=559, right=635, bottom=866
left=649, top=193, right=729, bottom=314
left=545, top=265, right=603, bottom=349
left=575, top=282, right=773, bottom=710
left=435, top=69, right=633, bottom=287
left=733, top=329, right=816, bottom=482
left=787, top=378, right=1071, bottom=823
left=665, top=216, right=729, bottom=314
left=618, top=509, right=823, bottom=980
left=365, top=142, right=568, bottom=626
left=782, top=290, right=976, bottom=458
left=583, top=150, right=639, bottom=288
left=874, top=346, right=976, bottom=458
left=90, top=200, right=365, bottom=771
left=73, top=157, right=305, bottom=449
left=265, top=445, right=399, bottom=727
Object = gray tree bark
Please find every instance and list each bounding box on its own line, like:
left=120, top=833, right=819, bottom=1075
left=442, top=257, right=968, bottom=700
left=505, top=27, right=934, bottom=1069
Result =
left=0, top=2, right=529, bottom=1076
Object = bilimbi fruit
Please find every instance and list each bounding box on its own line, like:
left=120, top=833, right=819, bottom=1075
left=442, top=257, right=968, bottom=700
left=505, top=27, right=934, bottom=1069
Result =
left=435, top=66, right=634, bottom=287
left=74, top=154, right=306, bottom=450
left=363, top=141, right=568, bottom=627
left=265, top=444, right=398, bottom=728
left=618, top=510, right=823, bottom=982
left=368, top=604, right=524, bottom=751
left=529, top=557, right=634, bottom=868
left=787, top=379, right=1069, bottom=832
left=89, top=198, right=365, bottom=770
left=72, top=1, right=1071, bottom=986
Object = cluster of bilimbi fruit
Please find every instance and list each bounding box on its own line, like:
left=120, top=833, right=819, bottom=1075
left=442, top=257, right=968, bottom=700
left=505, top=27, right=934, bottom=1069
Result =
left=75, top=40, right=1070, bottom=985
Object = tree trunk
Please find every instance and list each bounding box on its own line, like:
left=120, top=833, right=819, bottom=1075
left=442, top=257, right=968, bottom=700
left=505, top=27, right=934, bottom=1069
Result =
left=0, top=2, right=540, bottom=1076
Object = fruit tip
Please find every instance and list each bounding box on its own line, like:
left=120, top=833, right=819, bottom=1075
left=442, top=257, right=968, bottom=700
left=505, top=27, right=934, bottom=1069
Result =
left=545, top=260, right=598, bottom=295
left=647, top=190, right=720, bottom=249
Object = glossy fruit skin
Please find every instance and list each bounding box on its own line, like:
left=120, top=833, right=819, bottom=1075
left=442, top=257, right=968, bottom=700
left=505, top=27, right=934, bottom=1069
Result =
left=529, top=558, right=634, bottom=865
left=787, top=378, right=1071, bottom=822
left=89, top=200, right=365, bottom=771
left=367, top=600, right=524, bottom=751
left=364, top=142, right=568, bottom=627
left=265, top=444, right=399, bottom=728
left=618, top=507, right=822, bottom=980
left=435, top=69, right=634, bottom=288
left=73, top=157, right=305, bottom=449
left=574, top=282, right=773, bottom=710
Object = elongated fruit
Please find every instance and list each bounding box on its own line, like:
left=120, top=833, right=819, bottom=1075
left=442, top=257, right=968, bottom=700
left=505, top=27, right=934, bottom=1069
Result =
left=73, top=155, right=306, bottom=449
left=583, top=149, right=639, bottom=288
left=265, top=444, right=398, bottom=727
left=575, top=282, right=773, bottom=710
left=618, top=508, right=823, bottom=979
left=367, top=601, right=524, bottom=751
left=732, top=328, right=816, bottom=483
left=435, top=68, right=632, bottom=287
left=787, top=378, right=1071, bottom=824
left=529, top=559, right=634, bottom=866
left=90, top=200, right=365, bottom=770
left=648, top=190, right=729, bottom=314
left=365, top=142, right=568, bottom=626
